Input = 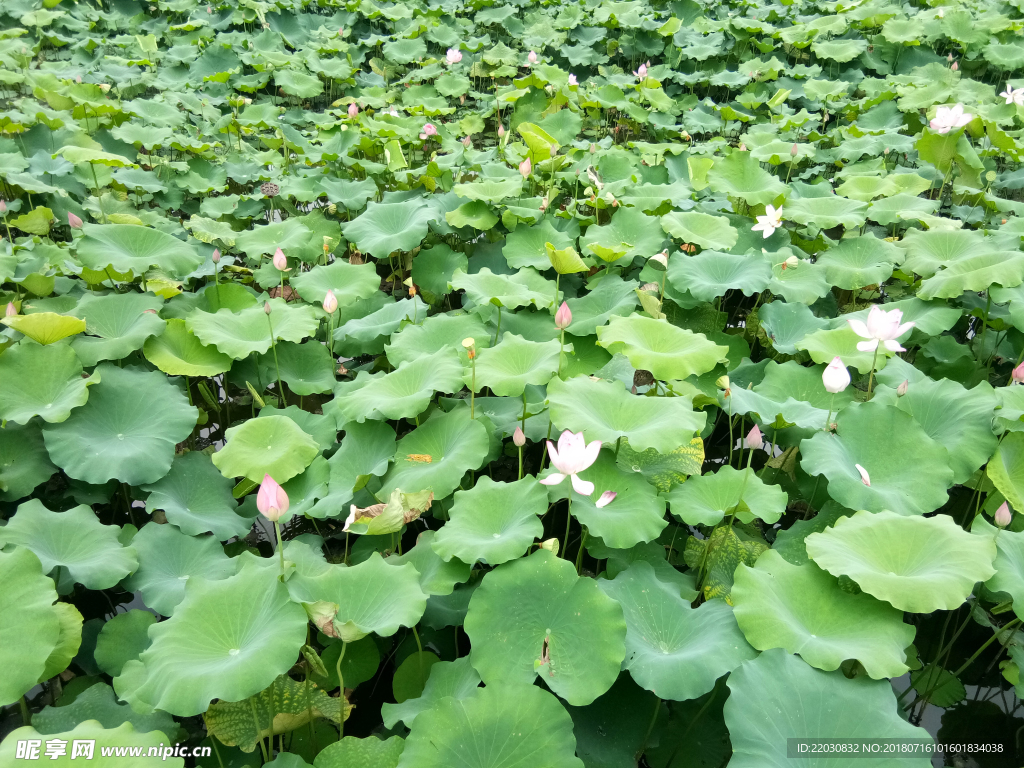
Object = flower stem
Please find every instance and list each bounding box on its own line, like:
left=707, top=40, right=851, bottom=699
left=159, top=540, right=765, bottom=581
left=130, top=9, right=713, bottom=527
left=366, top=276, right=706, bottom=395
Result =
left=562, top=494, right=572, bottom=558
left=824, top=392, right=835, bottom=432
left=574, top=527, right=588, bottom=574
left=494, top=304, right=502, bottom=346
left=469, top=354, right=476, bottom=419
left=274, top=521, right=285, bottom=579
left=557, top=328, right=565, bottom=378
left=335, top=640, right=348, bottom=741
left=266, top=312, right=286, bottom=404
left=867, top=346, right=879, bottom=394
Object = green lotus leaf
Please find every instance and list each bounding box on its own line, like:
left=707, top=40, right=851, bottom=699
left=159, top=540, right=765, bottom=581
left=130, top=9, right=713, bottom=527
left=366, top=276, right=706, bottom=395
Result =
left=69, top=291, right=165, bottom=366
left=31, top=682, right=177, bottom=739
left=452, top=177, right=524, bottom=203
left=666, top=465, right=787, bottom=526
left=452, top=267, right=556, bottom=310
left=382, top=657, right=481, bottom=729
left=447, top=200, right=498, bottom=230
left=316, top=736, right=405, bottom=768
left=465, top=549, right=626, bottom=705
left=213, top=414, right=319, bottom=483
left=397, top=683, right=583, bottom=768
left=187, top=299, right=319, bottom=360
left=615, top=437, right=704, bottom=493
left=707, top=151, right=787, bottom=205
left=812, top=37, right=868, bottom=61
left=0, top=421, right=56, bottom=502
left=806, top=510, right=996, bottom=613
left=504, top=218, right=577, bottom=270
left=564, top=277, right=639, bottom=336
left=0, top=500, right=137, bottom=589
left=0, top=722, right=183, bottom=767
left=10, top=206, right=54, bottom=235
left=597, top=561, right=757, bottom=701
left=42, top=364, right=197, bottom=485
left=596, top=314, right=728, bottom=381
left=40, top=602, right=83, bottom=681
left=379, top=406, right=490, bottom=498
left=0, top=342, right=96, bottom=424
left=333, top=297, right=428, bottom=357
left=786, top=194, right=869, bottom=230
left=668, top=249, right=773, bottom=303
left=114, top=564, right=307, bottom=717
left=867, top=193, right=941, bottom=226
left=900, top=229, right=998, bottom=278
left=800, top=402, right=954, bottom=515
left=77, top=223, right=202, bottom=278
left=432, top=476, right=547, bottom=566
left=1, top=312, right=86, bottom=345
left=546, top=241, right=589, bottom=273
left=411, top=245, right=468, bottom=297
left=387, top=530, right=471, bottom=595
left=309, top=421, right=396, bottom=519
left=725, top=649, right=932, bottom=768
left=547, top=375, right=705, bottom=454
left=234, top=219, right=312, bottom=259
left=269, top=342, right=335, bottom=396
left=814, top=234, right=902, bottom=290
left=276, top=67, right=324, bottom=97
left=583, top=208, right=666, bottom=261
left=331, top=348, right=464, bottom=423
left=0, top=548, right=60, bottom=706
left=342, top=200, right=437, bottom=259
left=94, top=610, right=157, bottom=678
left=988, top=432, right=1024, bottom=514
left=732, top=550, right=914, bottom=678
left=289, top=260, right=381, bottom=307
left=757, top=301, right=829, bottom=354
left=796, top=326, right=893, bottom=374
left=470, top=333, right=561, bottom=396
left=725, top=359, right=856, bottom=431
left=660, top=211, right=738, bottom=250
left=385, top=312, right=491, bottom=367
left=143, top=318, right=233, bottom=376
left=768, top=253, right=831, bottom=304
left=393, top=650, right=440, bottom=703
left=973, top=517, right=1024, bottom=621
left=311, top=635, right=381, bottom=692
left=142, top=452, right=250, bottom=539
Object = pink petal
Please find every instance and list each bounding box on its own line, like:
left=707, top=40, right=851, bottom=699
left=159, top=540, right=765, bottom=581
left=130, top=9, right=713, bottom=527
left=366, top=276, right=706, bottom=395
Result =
left=579, top=439, right=602, bottom=472
left=540, top=473, right=566, bottom=486
left=894, top=321, right=915, bottom=337
left=545, top=441, right=563, bottom=473
left=846, top=318, right=870, bottom=339
left=570, top=474, right=595, bottom=496
left=595, top=491, right=617, bottom=508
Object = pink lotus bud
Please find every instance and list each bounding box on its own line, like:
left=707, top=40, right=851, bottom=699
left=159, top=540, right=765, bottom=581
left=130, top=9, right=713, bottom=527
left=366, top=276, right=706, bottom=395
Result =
left=462, top=136, right=472, bottom=148
left=951, top=61, right=958, bottom=71
left=67, top=211, right=83, bottom=229
left=519, top=157, right=532, bottom=177
left=596, top=490, right=617, bottom=508
left=5, top=302, right=16, bottom=317
left=744, top=425, right=763, bottom=450
left=212, top=248, right=221, bottom=263
left=589, top=143, right=597, bottom=154
left=76, top=75, right=82, bottom=83
left=568, top=74, right=577, bottom=86
left=1013, top=361, right=1024, bottom=383
left=0, top=200, right=6, bottom=213
left=513, top=427, right=526, bottom=447
left=855, top=463, right=871, bottom=487
left=423, top=122, right=437, bottom=136
left=528, top=51, right=538, bottom=64
left=338, top=27, right=344, bottom=36
left=498, top=124, right=505, bottom=137
left=822, top=356, right=850, bottom=394
left=257, top=474, right=289, bottom=522
left=897, top=379, right=908, bottom=397
left=995, top=501, right=1012, bottom=528
left=273, top=248, right=289, bottom=272
left=947, top=53, right=954, bottom=62
left=264, top=301, right=272, bottom=315
left=323, top=289, right=338, bottom=314
left=554, top=301, right=572, bottom=330
left=791, top=143, right=799, bottom=157
left=348, top=103, right=359, bottom=118
left=637, top=63, right=647, bottom=78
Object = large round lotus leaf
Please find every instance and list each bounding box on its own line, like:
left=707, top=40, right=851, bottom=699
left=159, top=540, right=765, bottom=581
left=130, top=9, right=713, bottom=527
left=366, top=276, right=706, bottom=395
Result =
left=918, top=252, right=1024, bottom=301
left=465, top=549, right=626, bottom=706
left=660, top=211, right=738, bottom=251
left=385, top=312, right=491, bottom=367
left=212, top=414, right=319, bottom=483
left=397, top=683, right=584, bottom=768
left=452, top=177, right=524, bottom=203
left=1, top=312, right=86, bottom=345
left=731, top=550, right=914, bottom=679
left=726, top=359, right=857, bottom=431
left=333, top=296, right=430, bottom=357
left=805, top=510, right=996, bottom=613
left=666, top=466, right=787, bottom=526
left=504, top=217, right=576, bottom=270
left=142, top=452, right=250, bottom=539
left=114, top=564, right=307, bottom=716
left=341, top=200, right=437, bottom=259
left=124, top=522, right=236, bottom=616
left=0, top=722, right=184, bottom=768
left=543, top=450, right=668, bottom=549
left=583, top=208, right=666, bottom=261
left=0, top=421, right=56, bottom=502
left=40, top=602, right=83, bottom=681
left=316, top=736, right=405, bottom=768
left=786, top=194, right=869, bottom=230
left=31, top=682, right=178, bottom=739
left=768, top=256, right=832, bottom=305
left=410, top=244, right=468, bottom=298
left=706, top=151, right=787, bottom=205
left=757, top=301, right=829, bottom=355
left=69, top=291, right=165, bottom=366
left=287, top=553, right=427, bottom=642
left=309, top=421, right=396, bottom=518
left=451, top=267, right=557, bottom=311
left=0, top=500, right=137, bottom=589
left=814, top=234, right=902, bottom=290
left=331, top=348, right=465, bottom=423
left=379, top=406, right=490, bottom=498
left=598, top=561, right=756, bottom=701
left=263, top=341, right=335, bottom=396
left=0, top=548, right=60, bottom=706
left=800, top=402, right=954, bottom=515
left=547, top=376, right=706, bottom=454
left=143, top=318, right=233, bottom=376
left=0, top=342, right=97, bottom=424
left=666, top=250, right=772, bottom=303
left=596, top=315, right=728, bottom=381
left=564, top=277, right=638, bottom=336
left=259, top=406, right=337, bottom=453
left=432, top=476, right=547, bottom=566
left=725, top=649, right=932, bottom=768
left=387, top=530, right=471, bottom=596
left=187, top=299, right=319, bottom=360
left=42, top=364, right=197, bottom=485
left=77, top=223, right=202, bottom=278
left=94, top=609, right=157, bottom=677
left=470, top=333, right=561, bottom=396
left=233, top=219, right=311, bottom=260
left=382, top=657, right=481, bottom=729
left=983, top=431, right=1024, bottom=513
left=290, top=259, right=380, bottom=307
left=973, top=517, right=1024, bottom=621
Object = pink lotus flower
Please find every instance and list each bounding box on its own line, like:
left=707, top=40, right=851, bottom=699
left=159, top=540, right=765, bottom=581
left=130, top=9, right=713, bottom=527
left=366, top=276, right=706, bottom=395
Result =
left=513, top=426, right=526, bottom=447
left=422, top=122, right=437, bottom=136
left=568, top=74, right=577, bottom=86
left=752, top=204, right=783, bottom=238
left=5, top=302, right=16, bottom=317
left=995, top=501, right=1012, bottom=528
left=446, top=47, right=462, bottom=65
left=348, top=103, right=359, bottom=118
left=596, top=490, right=617, bottom=508
left=847, top=305, right=915, bottom=353
left=68, top=212, right=83, bottom=229
left=822, top=356, right=850, bottom=394
left=855, top=464, right=871, bottom=487
left=1013, top=361, right=1024, bottom=383
left=273, top=248, right=290, bottom=272
left=540, top=430, right=601, bottom=496
left=633, top=60, right=650, bottom=80
left=554, top=301, right=572, bottom=330
left=497, top=124, right=505, bottom=138
left=930, top=104, right=972, bottom=134
left=745, top=424, right=763, bottom=450
left=212, top=248, right=220, bottom=263
left=323, top=289, right=338, bottom=313
left=257, top=474, right=289, bottom=521
left=527, top=51, right=537, bottom=65
left=519, top=157, right=532, bottom=177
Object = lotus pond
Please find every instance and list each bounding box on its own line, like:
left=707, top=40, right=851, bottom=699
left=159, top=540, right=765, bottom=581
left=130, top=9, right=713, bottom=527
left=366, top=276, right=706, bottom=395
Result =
left=1, top=0, right=1024, bottom=765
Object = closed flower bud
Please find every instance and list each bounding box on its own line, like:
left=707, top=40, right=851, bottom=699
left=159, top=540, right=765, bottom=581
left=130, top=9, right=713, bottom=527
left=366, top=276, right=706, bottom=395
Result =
left=0, top=200, right=6, bottom=213
left=498, top=124, right=505, bottom=137
left=791, top=143, right=799, bottom=157
left=554, top=301, right=572, bottom=330
left=897, top=379, right=909, bottom=397
left=5, top=302, right=16, bottom=317
left=348, top=103, right=359, bottom=117
left=822, top=356, right=850, bottom=394
left=257, top=474, right=289, bottom=522
left=745, top=424, right=763, bottom=450
left=550, top=144, right=558, bottom=157
left=519, top=157, right=532, bottom=177
left=212, top=248, right=220, bottom=263
left=1013, top=361, right=1024, bottom=383
left=513, top=426, right=526, bottom=447
left=272, top=248, right=289, bottom=272
left=995, top=501, right=1012, bottom=528
left=264, top=301, right=272, bottom=315
left=589, top=143, right=597, bottom=154
left=323, top=289, right=338, bottom=314
left=528, top=51, right=538, bottom=64
left=68, top=212, right=83, bottom=229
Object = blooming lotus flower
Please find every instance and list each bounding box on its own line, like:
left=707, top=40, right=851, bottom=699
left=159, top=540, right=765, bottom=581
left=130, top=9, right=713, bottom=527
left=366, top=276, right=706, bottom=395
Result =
left=855, top=464, right=871, bottom=487
left=568, top=74, right=577, bottom=86
left=447, top=47, right=462, bottom=64
left=527, top=51, right=538, bottom=65
left=596, top=491, right=617, bottom=508
left=257, top=474, right=289, bottom=521
left=348, top=102, right=359, bottom=118
left=633, top=60, right=650, bottom=80
left=752, top=204, right=783, bottom=239
left=1001, top=84, right=1024, bottom=106
left=323, top=289, right=338, bottom=314
left=930, top=104, right=973, bottom=134
left=68, top=212, right=83, bottom=229
left=995, top=501, right=1012, bottom=528
left=422, top=122, right=437, bottom=137
left=540, top=430, right=602, bottom=496
left=272, top=248, right=290, bottom=272
left=745, top=425, right=763, bottom=450
left=1013, top=361, right=1024, bottom=383
left=513, top=426, right=526, bottom=447
left=519, top=157, right=532, bottom=178
left=847, top=305, right=915, bottom=353
left=554, top=301, right=572, bottom=330
left=822, top=356, right=850, bottom=394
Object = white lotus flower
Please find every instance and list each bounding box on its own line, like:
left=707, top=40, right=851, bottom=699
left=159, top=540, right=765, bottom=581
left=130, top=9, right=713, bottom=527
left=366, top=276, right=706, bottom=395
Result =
left=1000, top=83, right=1024, bottom=106
left=540, top=430, right=601, bottom=496
left=847, top=305, right=915, bottom=353
left=929, top=104, right=973, bottom=134
left=752, top=204, right=783, bottom=239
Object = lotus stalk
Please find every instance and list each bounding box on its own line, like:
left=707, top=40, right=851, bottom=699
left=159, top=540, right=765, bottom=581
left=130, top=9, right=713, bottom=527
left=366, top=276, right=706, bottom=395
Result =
left=462, top=337, right=477, bottom=418
left=554, top=301, right=571, bottom=377
left=264, top=301, right=287, bottom=404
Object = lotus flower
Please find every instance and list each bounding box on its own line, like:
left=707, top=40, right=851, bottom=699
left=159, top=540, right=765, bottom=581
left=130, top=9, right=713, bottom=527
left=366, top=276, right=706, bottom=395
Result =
left=0, top=200, right=5, bottom=213
left=527, top=51, right=538, bottom=65
left=540, top=430, right=601, bottom=496
left=212, top=248, right=220, bottom=263
left=745, top=425, right=763, bottom=450
left=1013, top=361, right=1024, bottom=383
left=855, top=464, right=871, bottom=487
left=422, top=122, right=437, bottom=137
left=633, top=60, right=650, bottom=80
left=519, top=157, right=532, bottom=178
left=554, top=301, right=572, bottom=330
left=995, top=501, right=1012, bottom=528
left=68, top=212, right=83, bottom=229
left=264, top=301, right=272, bottom=315
left=5, top=302, right=16, bottom=317
left=752, top=204, right=783, bottom=239
left=446, top=47, right=462, bottom=64
left=348, top=102, right=359, bottom=118
left=323, top=289, right=338, bottom=313
left=513, top=426, right=526, bottom=447
left=897, top=379, right=908, bottom=397
left=273, top=248, right=290, bottom=272
left=929, top=104, right=972, bottom=134
left=596, top=491, right=617, bottom=508
left=497, top=124, right=505, bottom=138
left=847, top=305, right=915, bottom=353
left=1001, top=84, right=1024, bottom=106
left=822, top=357, right=850, bottom=394
left=257, top=474, right=289, bottom=521
left=568, top=74, right=578, bottom=86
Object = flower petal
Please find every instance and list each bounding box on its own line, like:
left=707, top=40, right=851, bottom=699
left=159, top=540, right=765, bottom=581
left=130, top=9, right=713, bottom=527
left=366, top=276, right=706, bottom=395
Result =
left=595, top=490, right=617, bottom=508
left=883, top=339, right=905, bottom=352
left=846, top=318, right=871, bottom=339
left=856, top=340, right=878, bottom=352
left=571, top=474, right=595, bottom=496
left=540, top=473, right=566, bottom=486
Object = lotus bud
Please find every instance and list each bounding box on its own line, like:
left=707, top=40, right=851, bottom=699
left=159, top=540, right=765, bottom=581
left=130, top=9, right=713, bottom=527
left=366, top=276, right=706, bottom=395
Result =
left=423, top=122, right=437, bottom=137
left=897, top=379, right=909, bottom=397
left=339, top=27, right=344, bottom=36
left=212, top=248, right=221, bottom=263
left=519, top=157, right=532, bottom=178
left=257, top=474, right=289, bottom=522
left=822, top=356, right=850, bottom=394
left=590, top=143, right=597, bottom=154
left=739, top=143, right=747, bottom=152
left=460, top=94, right=466, bottom=105
left=98, top=83, right=110, bottom=93
left=68, top=211, right=83, bottom=229
left=596, top=490, right=617, bottom=508
left=513, top=427, right=526, bottom=447
left=5, top=302, right=16, bottom=317
left=528, top=51, right=538, bottom=64
left=554, top=301, right=572, bottom=330
left=951, top=61, right=958, bottom=71
left=539, top=538, right=559, bottom=553
left=783, top=255, right=799, bottom=270
left=498, top=124, right=505, bottom=137
left=568, top=74, right=577, bottom=86
left=938, top=6, right=944, bottom=16
left=0, top=200, right=5, bottom=213
left=855, top=463, right=871, bottom=487
left=462, top=136, right=472, bottom=148
left=348, top=102, right=359, bottom=117
left=323, top=289, right=338, bottom=314
left=745, top=424, right=764, bottom=450
left=995, top=501, right=1012, bottom=528
left=947, top=53, right=953, bottom=62
left=550, top=144, right=557, bottom=157
left=273, top=248, right=289, bottom=272
left=716, top=375, right=730, bottom=390
left=264, top=301, right=272, bottom=315
left=1013, top=361, right=1024, bottom=383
